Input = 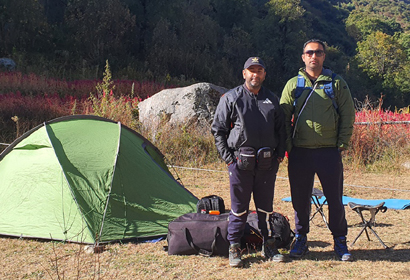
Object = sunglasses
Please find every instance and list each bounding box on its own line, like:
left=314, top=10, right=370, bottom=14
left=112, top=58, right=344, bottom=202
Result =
left=304, top=50, right=325, bottom=57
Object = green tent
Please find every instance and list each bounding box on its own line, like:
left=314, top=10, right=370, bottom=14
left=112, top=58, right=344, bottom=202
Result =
left=0, top=115, right=197, bottom=244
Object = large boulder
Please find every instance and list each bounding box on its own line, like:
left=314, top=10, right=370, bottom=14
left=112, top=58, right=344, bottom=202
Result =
left=138, top=82, right=228, bottom=129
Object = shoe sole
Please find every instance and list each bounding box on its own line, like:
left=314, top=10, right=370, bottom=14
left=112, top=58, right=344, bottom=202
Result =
left=229, top=262, right=243, bottom=267
left=340, top=254, right=353, bottom=261
left=271, top=256, right=285, bottom=263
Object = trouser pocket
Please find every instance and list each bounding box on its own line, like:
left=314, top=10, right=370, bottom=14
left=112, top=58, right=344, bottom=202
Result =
left=257, top=147, right=273, bottom=170
left=236, top=147, right=256, bottom=171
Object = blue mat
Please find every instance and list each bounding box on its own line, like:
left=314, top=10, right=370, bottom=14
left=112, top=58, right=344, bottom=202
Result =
left=282, top=196, right=410, bottom=210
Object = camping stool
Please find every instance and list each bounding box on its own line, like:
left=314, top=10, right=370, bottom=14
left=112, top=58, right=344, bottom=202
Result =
left=310, top=188, right=329, bottom=229
left=348, top=202, right=388, bottom=249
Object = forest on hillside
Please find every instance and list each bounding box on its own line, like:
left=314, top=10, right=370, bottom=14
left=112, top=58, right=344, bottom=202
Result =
left=1, top=0, right=410, bottom=108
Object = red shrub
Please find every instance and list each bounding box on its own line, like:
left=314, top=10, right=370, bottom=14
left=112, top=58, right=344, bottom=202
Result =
left=349, top=108, right=410, bottom=165
left=0, top=72, right=171, bottom=99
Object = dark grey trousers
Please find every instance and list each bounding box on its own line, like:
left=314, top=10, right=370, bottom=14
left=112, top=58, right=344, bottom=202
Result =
left=227, top=160, right=279, bottom=244
left=288, top=147, right=347, bottom=237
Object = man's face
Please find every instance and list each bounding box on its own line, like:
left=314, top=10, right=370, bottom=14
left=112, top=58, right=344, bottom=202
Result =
left=242, top=65, right=266, bottom=92
left=302, top=42, right=326, bottom=72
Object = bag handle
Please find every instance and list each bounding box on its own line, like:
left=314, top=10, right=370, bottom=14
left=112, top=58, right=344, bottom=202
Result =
left=184, top=227, right=221, bottom=257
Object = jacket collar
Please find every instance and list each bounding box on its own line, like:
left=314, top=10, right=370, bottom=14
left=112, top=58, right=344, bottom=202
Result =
left=298, top=67, right=333, bottom=83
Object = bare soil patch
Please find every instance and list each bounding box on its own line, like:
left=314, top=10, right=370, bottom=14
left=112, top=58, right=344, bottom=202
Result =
left=1, top=162, right=409, bottom=279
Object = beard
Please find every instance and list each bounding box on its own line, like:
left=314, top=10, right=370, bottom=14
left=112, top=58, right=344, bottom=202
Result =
left=248, top=78, right=262, bottom=90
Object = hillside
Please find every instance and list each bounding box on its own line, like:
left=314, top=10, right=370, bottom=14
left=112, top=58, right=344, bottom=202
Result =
left=0, top=0, right=409, bottom=107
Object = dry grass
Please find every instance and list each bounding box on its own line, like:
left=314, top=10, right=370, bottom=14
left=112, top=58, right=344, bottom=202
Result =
left=1, top=161, right=410, bottom=280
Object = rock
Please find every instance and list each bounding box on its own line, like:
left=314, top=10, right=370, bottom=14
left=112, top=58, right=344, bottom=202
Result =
left=138, top=82, right=228, bottom=129
left=0, top=58, right=16, bottom=71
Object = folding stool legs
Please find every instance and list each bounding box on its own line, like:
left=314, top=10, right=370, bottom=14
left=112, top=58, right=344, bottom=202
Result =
left=310, top=188, right=330, bottom=229
left=350, top=218, right=388, bottom=249
left=348, top=202, right=388, bottom=249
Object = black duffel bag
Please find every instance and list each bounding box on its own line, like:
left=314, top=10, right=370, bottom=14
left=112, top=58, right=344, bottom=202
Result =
left=167, top=213, right=230, bottom=257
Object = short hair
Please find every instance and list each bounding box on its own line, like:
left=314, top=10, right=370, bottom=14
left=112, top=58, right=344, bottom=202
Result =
left=303, top=39, right=326, bottom=53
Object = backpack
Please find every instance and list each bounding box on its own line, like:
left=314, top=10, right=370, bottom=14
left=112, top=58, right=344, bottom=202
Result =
left=294, top=70, right=338, bottom=112
left=244, top=211, right=295, bottom=249
left=196, top=195, right=226, bottom=214
left=270, top=212, right=295, bottom=249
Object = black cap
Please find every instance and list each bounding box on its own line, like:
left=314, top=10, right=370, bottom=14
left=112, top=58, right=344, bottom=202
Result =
left=244, top=57, right=265, bottom=69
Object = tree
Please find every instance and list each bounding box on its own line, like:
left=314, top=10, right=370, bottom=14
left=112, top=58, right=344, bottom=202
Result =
left=209, top=0, right=254, bottom=32
left=399, top=32, right=410, bottom=58
left=64, top=0, right=135, bottom=66
left=346, top=10, right=403, bottom=41
left=0, top=0, right=50, bottom=55
left=146, top=0, right=221, bottom=83
left=356, top=31, right=409, bottom=107
left=393, top=62, right=410, bottom=106
left=324, top=45, right=350, bottom=76
left=252, top=0, right=307, bottom=88
left=221, top=26, right=253, bottom=86
left=121, top=0, right=179, bottom=59
left=356, top=32, right=406, bottom=80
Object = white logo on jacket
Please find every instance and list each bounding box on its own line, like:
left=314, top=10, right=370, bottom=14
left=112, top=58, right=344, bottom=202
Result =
left=263, top=98, right=272, bottom=104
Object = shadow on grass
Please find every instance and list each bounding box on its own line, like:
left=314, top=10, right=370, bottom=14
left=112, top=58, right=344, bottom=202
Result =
left=238, top=242, right=410, bottom=267
left=348, top=222, right=394, bottom=228
left=290, top=245, right=410, bottom=262
left=229, top=236, right=410, bottom=268
left=349, top=248, right=410, bottom=262
left=308, top=240, right=331, bottom=248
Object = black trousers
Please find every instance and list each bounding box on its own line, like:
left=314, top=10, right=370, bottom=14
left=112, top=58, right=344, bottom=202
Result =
left=288, top=147, right=347, bottom=237
left=227, top=160, right=279, bottom=244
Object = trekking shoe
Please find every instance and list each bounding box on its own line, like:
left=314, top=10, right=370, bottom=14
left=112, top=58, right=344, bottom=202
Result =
left=334, top=236, right=353, bottom=261
left=229, top=243, right=243, bottom=267
left=289, top=234, right=309, bottom=258
left=262, top=238, right=285, bottom=262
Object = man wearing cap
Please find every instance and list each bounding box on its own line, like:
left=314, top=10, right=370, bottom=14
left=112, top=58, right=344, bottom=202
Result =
left=211, top=57, right=286, bottom=267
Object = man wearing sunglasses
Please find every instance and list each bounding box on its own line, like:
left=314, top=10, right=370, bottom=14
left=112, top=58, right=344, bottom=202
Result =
left=280, top=39, right=355, bottom=261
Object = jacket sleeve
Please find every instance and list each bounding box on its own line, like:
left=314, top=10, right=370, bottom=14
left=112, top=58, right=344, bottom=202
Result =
left=211, top=93, right=235, bottom=164
left=279, top=79, right=297, bottom=153
left=334, top=76, right=355, bottom=149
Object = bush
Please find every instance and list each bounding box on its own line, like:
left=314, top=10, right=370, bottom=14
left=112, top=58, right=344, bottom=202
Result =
left=347, top=99, right=410, bottom=171
left=145, top=123, right=219, bottom=167
left=0, top=71, right=170, bottom=100
left=0, top=92, right=82, bottom=149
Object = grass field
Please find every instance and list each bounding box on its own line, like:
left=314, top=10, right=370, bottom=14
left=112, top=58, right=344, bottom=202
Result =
left=1, top=162, right=409, bottom=280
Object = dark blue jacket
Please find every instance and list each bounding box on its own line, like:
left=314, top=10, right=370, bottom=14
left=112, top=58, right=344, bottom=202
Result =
left=211, top=84, right=286, bottom=164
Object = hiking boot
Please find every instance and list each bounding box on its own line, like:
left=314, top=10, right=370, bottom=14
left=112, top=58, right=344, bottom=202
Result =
left=262, top=238, right=285, bottom=262
left=229, top=243, right=243, bottom=267
left=334, top=236, right=352, bottom=261
left=289, top=234, right=309, bottom=258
